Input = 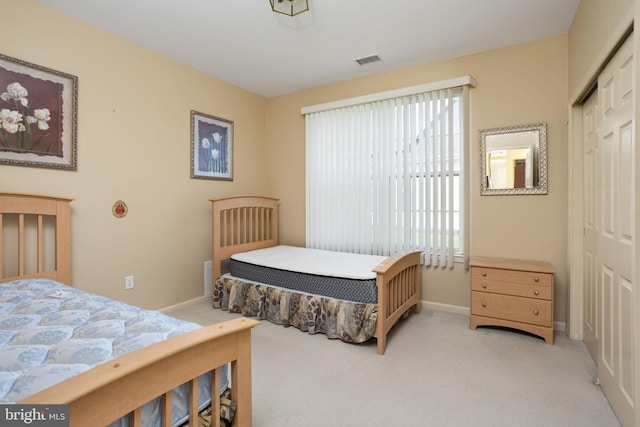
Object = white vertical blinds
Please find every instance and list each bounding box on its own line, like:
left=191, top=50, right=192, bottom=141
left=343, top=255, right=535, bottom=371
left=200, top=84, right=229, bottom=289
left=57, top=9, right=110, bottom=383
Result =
left=305, top=79, right=471, bottom=267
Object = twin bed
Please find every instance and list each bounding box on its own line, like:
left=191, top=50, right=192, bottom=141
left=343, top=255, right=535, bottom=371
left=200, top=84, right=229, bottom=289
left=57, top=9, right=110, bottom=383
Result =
left=209, top=196, right=422, bottom=355
left=0, top=192, right=422, bottom=426
left=0, top=192, right=258, bottom=426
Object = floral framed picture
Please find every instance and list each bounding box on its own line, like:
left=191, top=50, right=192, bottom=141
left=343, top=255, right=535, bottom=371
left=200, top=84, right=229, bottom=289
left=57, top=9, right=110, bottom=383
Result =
left=0, top=53, right=78, bottom=170
left=190, top=110, right=233, bottom=181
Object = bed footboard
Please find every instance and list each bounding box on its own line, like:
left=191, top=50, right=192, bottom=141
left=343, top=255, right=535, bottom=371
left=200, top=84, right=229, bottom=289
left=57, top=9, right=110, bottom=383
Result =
left=373, top=251, right=422, bottom=355
left=20, top=317, right=259, bottom=427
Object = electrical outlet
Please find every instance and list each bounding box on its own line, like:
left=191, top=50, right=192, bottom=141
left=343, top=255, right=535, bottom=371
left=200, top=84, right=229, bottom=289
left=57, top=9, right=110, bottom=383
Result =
left=125, top=275, right=134, bottom=290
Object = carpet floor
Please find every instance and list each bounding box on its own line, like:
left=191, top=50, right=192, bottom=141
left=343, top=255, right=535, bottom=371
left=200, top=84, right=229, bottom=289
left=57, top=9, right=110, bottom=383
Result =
left=165, top=298, right=621, bottom=427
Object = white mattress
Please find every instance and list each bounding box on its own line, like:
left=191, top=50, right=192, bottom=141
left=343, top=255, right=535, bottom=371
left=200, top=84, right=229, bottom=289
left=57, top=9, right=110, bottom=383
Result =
left=230, top=245, right=387, bottom=280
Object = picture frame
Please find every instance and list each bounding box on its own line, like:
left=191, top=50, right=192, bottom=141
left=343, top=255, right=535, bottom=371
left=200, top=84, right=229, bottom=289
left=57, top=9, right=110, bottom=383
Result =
left=190, top=110, right=233, bottom=181
left=0, top=53, right=78, bottom=170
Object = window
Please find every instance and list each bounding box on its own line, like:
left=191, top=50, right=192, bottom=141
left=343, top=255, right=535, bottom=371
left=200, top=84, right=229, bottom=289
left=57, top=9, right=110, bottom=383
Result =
left=303, top=77, right=474, bottom=267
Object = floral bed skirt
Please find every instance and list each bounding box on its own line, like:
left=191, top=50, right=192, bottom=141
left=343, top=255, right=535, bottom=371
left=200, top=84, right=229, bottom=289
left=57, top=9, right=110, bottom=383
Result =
left=213, top=276, right=378, bottom=343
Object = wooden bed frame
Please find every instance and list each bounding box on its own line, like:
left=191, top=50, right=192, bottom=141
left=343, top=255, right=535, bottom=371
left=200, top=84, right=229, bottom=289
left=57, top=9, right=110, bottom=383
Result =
left=0, top=192, right=258, bottom=427
left=210, top=195, right=422, bottom=355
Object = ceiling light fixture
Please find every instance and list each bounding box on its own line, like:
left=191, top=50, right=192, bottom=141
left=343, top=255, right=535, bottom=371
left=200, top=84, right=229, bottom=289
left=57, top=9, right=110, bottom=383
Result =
left=269, top=0, right=309, bottom=17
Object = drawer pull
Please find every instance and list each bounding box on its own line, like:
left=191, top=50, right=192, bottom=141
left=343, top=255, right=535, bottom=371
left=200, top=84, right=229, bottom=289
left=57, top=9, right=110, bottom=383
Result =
left=482, top=283, right=487, bottom=289
left=533, top=309, right=539, bottom=315
left=482, top=302, right=487, bottom=308
left=533, top=290, right=539, bottom=296
left=482, top=271, right=487, bottom=277
left=533, top=277, right=539, bottom=283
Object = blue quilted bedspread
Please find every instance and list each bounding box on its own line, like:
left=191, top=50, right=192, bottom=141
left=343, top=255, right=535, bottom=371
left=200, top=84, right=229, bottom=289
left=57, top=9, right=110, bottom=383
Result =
left=0, top=278, right=227, bottom=426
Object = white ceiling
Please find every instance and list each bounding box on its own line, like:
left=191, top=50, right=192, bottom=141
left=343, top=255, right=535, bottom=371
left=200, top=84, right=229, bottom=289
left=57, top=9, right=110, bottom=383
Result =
left=37, top=0, right=581, bottom=98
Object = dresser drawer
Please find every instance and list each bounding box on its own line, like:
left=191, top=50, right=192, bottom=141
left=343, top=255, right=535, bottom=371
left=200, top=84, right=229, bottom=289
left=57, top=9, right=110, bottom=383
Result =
left=471, top=291, right=552, bottom=327
left=469, top=257, right=555, bottom=343
left=471, top=278, right=552, bottom=300
left=471, top=266, right=553, bottom=286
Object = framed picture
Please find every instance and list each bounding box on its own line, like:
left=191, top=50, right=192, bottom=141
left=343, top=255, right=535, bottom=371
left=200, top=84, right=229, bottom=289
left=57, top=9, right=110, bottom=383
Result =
left=0, top=53, right=78, bottom=170
left=191, top=110, right=233, bottom=181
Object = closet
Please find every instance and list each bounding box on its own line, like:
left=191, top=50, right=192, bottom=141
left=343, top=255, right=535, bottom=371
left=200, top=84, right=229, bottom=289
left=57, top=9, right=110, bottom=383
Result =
left=581, top=34, right=635, bottom=427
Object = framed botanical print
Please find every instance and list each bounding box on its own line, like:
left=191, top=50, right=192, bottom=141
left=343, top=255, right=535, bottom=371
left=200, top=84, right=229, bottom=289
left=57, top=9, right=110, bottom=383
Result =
left=0, top=53, right=78, bottom=170
left=190, top=110, right=233, bottom=181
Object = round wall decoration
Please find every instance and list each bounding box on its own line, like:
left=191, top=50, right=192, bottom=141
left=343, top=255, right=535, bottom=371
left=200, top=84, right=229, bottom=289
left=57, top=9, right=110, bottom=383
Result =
left=112, top=200, right=128, bottom=218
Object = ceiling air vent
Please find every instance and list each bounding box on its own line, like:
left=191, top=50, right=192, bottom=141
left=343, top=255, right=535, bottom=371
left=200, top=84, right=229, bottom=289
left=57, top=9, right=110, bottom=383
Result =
left=354, top=54, right=382, bottom=66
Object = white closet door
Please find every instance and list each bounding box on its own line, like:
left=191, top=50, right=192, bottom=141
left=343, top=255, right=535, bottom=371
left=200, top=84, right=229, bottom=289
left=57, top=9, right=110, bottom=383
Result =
left=582, top=89, right=599, bottom=362
left=596, top=34, right=635, bottom=427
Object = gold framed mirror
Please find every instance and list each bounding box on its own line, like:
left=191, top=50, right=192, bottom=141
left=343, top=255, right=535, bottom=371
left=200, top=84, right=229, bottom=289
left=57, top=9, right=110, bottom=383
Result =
left=480, top=122, right=548, bottom=195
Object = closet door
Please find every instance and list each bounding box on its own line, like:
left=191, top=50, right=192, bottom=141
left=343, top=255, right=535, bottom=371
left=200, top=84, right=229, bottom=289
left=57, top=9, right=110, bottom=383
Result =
left=596, top=34, right=635, bottom=427
left=582, top=90, right=599, bottom=362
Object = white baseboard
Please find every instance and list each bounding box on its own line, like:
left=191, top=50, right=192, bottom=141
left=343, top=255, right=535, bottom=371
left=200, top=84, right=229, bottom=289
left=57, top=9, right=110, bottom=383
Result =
left=160, top=296, right=569, bottom=334
left=422, top=300, right=469, bottom=316
left=554, top=321, right=566, bottom=332
left=421, top=300, right=567, bottom=333
left=159, top=295, right=210, bottom=314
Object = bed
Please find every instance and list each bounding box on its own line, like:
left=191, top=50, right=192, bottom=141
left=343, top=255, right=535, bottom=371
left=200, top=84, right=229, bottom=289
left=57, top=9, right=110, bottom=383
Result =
left=210, top=195, right=421, bottom=355
left=0, top=192, right=258, bottom=426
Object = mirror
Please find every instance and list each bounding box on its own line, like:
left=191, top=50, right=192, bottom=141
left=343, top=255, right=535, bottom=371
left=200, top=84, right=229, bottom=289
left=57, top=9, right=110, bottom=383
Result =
left=480, top=122, right=547, bottom=195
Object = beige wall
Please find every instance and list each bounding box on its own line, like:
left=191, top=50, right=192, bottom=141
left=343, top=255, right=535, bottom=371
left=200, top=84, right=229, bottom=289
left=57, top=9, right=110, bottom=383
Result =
left=568, top=0, right=635, bottom=98
left=1, top=1, right=270, bottom=309
left=267, top=36, right=570, bottom=323
left=3, top=2, right=573, bottom=326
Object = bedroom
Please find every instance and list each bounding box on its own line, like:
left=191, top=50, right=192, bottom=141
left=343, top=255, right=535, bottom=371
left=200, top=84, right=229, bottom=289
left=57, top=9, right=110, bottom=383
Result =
left=0, top=0, right=638, bottom=426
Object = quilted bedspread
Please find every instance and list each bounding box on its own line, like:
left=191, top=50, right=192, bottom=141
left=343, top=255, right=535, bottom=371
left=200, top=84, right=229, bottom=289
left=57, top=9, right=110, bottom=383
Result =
left=0, top=278, right=226, bottom=426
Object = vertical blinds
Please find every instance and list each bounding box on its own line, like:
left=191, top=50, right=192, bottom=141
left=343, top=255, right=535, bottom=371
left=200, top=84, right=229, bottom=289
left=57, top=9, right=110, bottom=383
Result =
left=304, top=78, right=473, bottom=267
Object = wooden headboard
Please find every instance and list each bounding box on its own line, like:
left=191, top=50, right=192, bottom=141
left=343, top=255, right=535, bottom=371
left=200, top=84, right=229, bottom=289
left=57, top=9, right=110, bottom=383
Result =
left=210, top=195, right=279, bottom=281
left=0, top=192, right=73, bottom=285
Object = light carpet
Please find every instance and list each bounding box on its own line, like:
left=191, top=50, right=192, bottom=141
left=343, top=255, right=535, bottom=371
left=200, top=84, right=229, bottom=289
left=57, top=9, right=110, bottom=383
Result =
left=165, top=298, right=621, bottom=427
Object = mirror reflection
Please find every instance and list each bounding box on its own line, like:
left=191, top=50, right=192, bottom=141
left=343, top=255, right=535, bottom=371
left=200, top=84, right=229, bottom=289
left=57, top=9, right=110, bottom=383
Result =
left=480, top=123, right=547, bottom=195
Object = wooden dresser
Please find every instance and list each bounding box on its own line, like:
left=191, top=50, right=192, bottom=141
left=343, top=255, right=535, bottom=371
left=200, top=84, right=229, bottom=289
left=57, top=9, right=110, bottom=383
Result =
left=469, top=256, right=555, bottom=344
